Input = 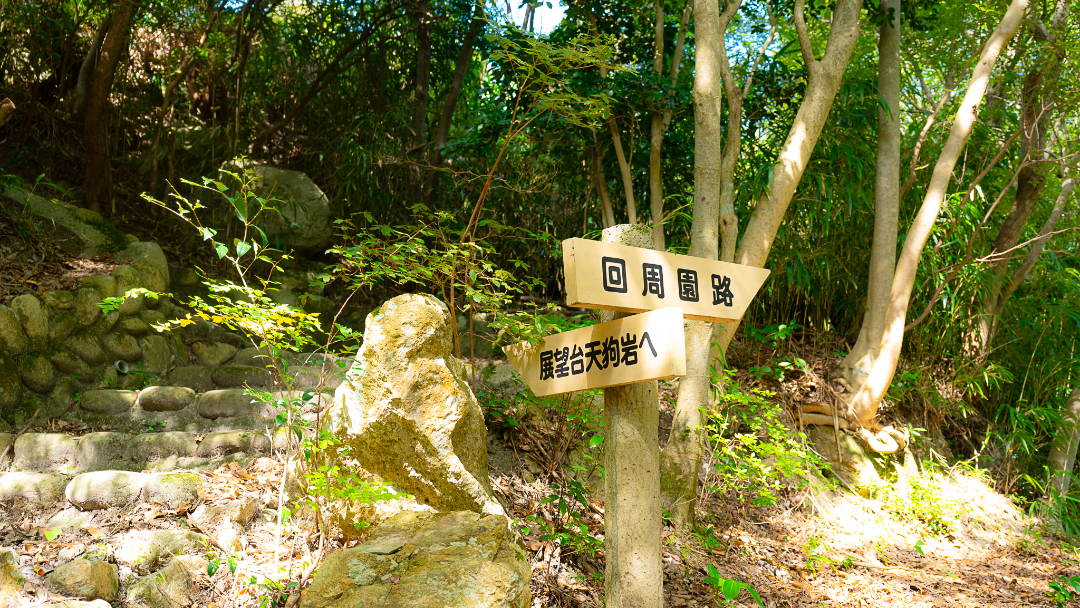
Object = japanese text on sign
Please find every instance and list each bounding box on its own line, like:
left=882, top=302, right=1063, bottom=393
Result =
left=504, top=307, right=687, bottom=397
left=563, top=238, right=770, bottom=323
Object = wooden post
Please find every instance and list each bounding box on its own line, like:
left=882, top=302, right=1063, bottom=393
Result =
left=600, top=224, right=662, bottom=608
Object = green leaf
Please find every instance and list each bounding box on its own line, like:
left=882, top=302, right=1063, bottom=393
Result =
left=236, top=240, right=252, bottom=257
left=589, top=435, right=604, bottom=448
left=214, top=243, right=228, bottom=259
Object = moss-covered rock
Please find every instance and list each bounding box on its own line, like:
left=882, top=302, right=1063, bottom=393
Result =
left=19, top=352, right=56, bottom=393
left=0, top=305, right=28, bottom=355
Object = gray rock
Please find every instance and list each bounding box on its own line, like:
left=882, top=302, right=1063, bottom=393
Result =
left=211, top=365, right=273, bottom=388
left=125, top=555, right=205, bottom=608
left=143, top=471, right=202, bottom=509
left=75, top=287, right=103, bottom=326
left=291, top=363, right=346, bottom=390
left=139, top=308, right=167, bottom=328
left=325, top=294, right=499, bottom=515
left=111, top=265, right=145, bottom=315
left=303, top=293, right=337, bottom=315
left=19, top=352, right=56, bottom=393
left=196, top=430, right=257, bottom=458
left=42, top=290, right=76, bottom=310
left=75, top=432, right=135, bottom=472
left=66, top=471, right=148, bottom=509
left=115, top=241, right=171, bottom=291
left=138, top=386, right=195, bottom=412
left=50, top=309, right=78, bottom=344
left=175, top=267, right=199, bottom=286
left=10, top=293, right=49, bottom=347
left=119, top=317, right=150, bottom=336
left=0, top=305, right=28, bottom=355
left=191, top=341, right=238, bottom=367
left=113, top=530, right=208, bottom=575
left=80, top=389, right=137, bottom=414
left=0, top=434, right=11, bottom=467
left=93, top=309, right=119, bottom=334
left=3, top=186, right=125, bottom=257
left=227, top=161, right=332, bottom=253
left=81, top=275, right=117, bottom=299
left=189, top=498, right=258, bottom=553
left=46, top=557, right=119, bottom=601
left=44, top=507, right=95, bottom=534
left=102, top=331, right=141, bottom=362
left=231, top=347, right=265, bottom=367
left=139, top=334, right=171, bottom=374
left=0, top=472, right=69, bottom=507
left=13, top=433, right=77, bottom=473
left=0, top=353, right=22, bottom=409
left=196, top=389, right=259, bottom=419
left=131, top=432, right=197, bottom=468
left=163, top=366, right=212, bottom=391
left=65, top=330, right=109, bottom=365
left=50, top=348, right=93, bottom=378
left=0, top=547, right=24, bottom=608
left=300, top=511, right=531, bottom=608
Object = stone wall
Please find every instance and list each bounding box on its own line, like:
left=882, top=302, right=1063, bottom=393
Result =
left=0, top=237, right=342, bottom=431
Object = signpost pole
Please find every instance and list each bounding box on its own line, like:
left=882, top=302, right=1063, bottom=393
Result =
left=600, top=225, right=662, bottom=608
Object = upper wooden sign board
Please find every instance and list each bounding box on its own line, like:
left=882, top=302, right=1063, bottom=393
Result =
left=504, top=307, right=686, bottom=397
left=562, top=237, right=771, bottom=323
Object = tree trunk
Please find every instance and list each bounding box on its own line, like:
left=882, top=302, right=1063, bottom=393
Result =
left=412, top=0, right=432, bottom=166
left=648, top=0, right=665, bottom=249
left=591, top=142, right=617, bottom=228
left=70, top=16, right=111, bottom=122
left=839, top=0, right=901, bottom=392
left=607, top=118, right=637, bottom=224
left=424, top=1, right=485, bottom=201
left=707, top=0, right=866, bottom=356
left=1048, top=389, right=1080, bottom=498
left=82, top=0, right=139, bottom=215
left=658, top=0, right=724, bottom=530
left=847, top=0, right=1029, bottom=427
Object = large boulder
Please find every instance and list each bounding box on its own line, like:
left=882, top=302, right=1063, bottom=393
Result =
left=224, top=161, right=332, bottom=253
left=300, top=511, right=530, bottom=608
left=325, top=294, right=501, bottom=516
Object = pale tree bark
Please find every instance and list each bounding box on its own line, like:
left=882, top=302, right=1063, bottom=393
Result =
left=662, top=0, right=865, bottom=522
left=839, top=0, right=901, bottom=392
left=70, top=16, right=111, bottom=122
left=648, top=0, right=693, bottom=251
left=1048, top=389, right=1080, bottom=497
left=424, top=1, right=485, bottom=201
left=82, top=0, right=140, bottom=215
left=658, top=0, right=726, bottom=529
left=0, top=98, right=13, bottom=129
left=845, top=0, right=1029, bottom=434
left=709, top=0, right=866, bottom=356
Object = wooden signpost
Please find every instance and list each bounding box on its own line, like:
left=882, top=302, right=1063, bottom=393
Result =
left=506, top=230, right=769, bottom=608
left=503, top=307, right=686, bottom=396
left=562, top=237, right=771, bottom=323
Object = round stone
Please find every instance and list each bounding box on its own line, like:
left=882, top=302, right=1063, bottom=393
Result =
left=102, top=331, right=141, bottom=362
left=19, top=353, right=56, bottom=393
left=80, top=389, right=137, bottom=414
left=75, top=287, right=102, bottom=326
left=10, top=294, right=49, bottom=347
left=138, top=386, right=195, bottom=412
left=0, top=305, right=28, bottom=355
left=119, top=317, right=150, bottom=336
left=66, top=471, right=148, bottom=510
left=65, top=330, right=109, bottom=365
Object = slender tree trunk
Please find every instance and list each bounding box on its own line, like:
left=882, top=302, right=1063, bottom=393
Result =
left=82, top=0, right=139, bottom=214
left=708, top=0, right=866, bottom=356
left=658, top=0, right=724, bottom=530
left=648, top=0, right=665, bottom=249
left=1049, top=389, right=1080, bottom=497
left=412, top=0, right=432, bottom=167
left=424, top=1, right=485, bottom=201
left=608, top=119, right=638, bottom=224
left=70, top=16, right=111, bottom=122
left=847, top=0, right=1029, bottom=427
left=590, top=141, right=616, bottom=228
left=839, top=0, right=901, bottom=392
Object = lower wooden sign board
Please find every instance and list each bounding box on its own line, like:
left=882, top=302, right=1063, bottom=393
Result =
left=504, top=307, right=686, bottom=397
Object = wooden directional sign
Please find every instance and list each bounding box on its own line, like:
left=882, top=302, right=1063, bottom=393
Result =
left=563, top=237, right=771, bottom=323
left=504, top=307, right=686, bottom=397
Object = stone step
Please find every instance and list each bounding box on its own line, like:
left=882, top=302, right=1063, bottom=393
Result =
left=68, top=386, right=332, bottom=434
left=5, top=428, right=292, bottom=476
